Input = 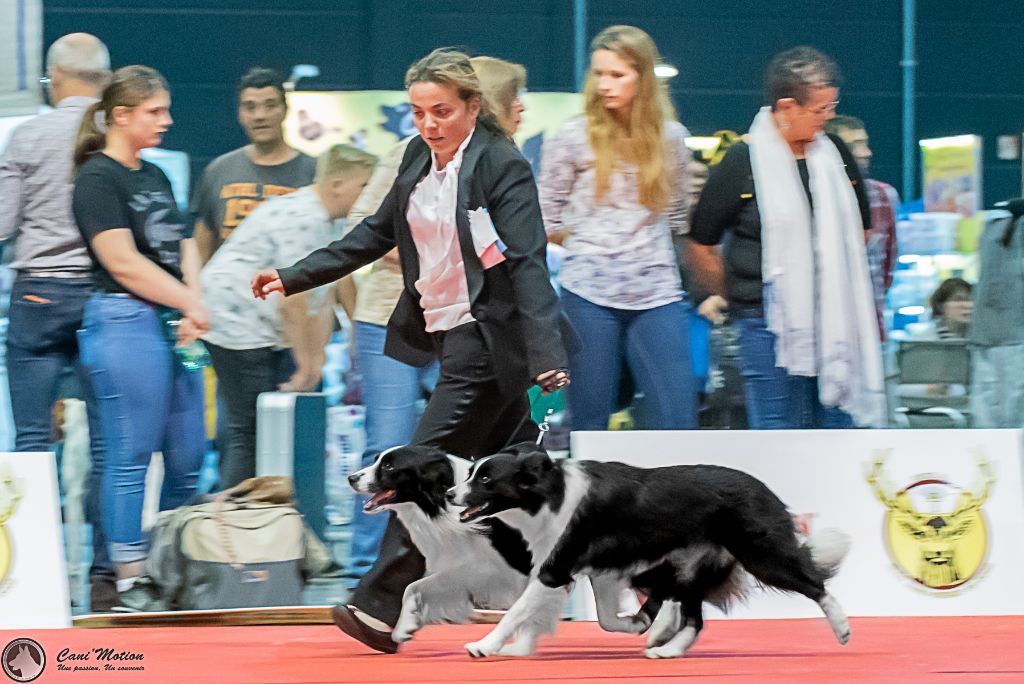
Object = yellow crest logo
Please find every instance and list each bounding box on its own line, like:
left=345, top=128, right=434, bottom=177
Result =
left=0, top=465, right=22, bottom=586
left=866, top=449, right=993, bottom=591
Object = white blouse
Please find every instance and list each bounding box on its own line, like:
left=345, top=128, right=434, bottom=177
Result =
left=406, top=131, right=475, bottom=332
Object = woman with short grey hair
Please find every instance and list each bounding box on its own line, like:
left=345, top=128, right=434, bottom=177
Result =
left=688, top=46, right=882, bottom=429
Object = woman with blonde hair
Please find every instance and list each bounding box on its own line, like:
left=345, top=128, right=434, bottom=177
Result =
left=251, top=48, right=574, bottom=652
left=340, top=54, right=528, bottom=586
left=540, top=25, right=697, bottom=430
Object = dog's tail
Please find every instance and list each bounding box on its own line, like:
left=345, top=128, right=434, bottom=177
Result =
left=804, top=528, right=851, bottom=580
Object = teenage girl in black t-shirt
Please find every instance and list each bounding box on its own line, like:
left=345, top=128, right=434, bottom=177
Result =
left=72, top=65, right=208, bottom=611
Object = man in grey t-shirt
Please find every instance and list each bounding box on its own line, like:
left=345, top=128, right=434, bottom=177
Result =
left=190, top=67, right=316, bottom=263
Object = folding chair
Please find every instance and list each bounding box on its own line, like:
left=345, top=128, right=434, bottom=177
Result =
left=893, top=339, right=971, bottom=428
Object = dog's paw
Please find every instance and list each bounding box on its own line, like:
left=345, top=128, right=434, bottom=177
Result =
left=625, top=614, right=652, bottom=634
left=632, top=611, right=653, bottom=633
left=646, top=626, right=674, bottom=649
left=391, top=613, right=421, bottom=644
left=610, top=619, right=649, bottom=635
left=819, top=593, right=851, bottom=646
left=644, top=644, right=683, bottom=659
left=646, top=606, right=681, bottom=648
left=465, top=638, right=502, bottom=658
left=598, top=615, right=649, bottom=635
left=392, top=625, right=417, bottom=644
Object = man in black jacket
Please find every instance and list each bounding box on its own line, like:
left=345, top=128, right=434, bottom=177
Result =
left=251, top=49, right=572, bottom=652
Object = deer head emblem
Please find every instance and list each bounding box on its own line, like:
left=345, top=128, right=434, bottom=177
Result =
left=866, top=449, right=993, bottom=590
left=0, top=466, right=22, bottom=585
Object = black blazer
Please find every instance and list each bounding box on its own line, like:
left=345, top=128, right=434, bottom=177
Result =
left=277, top=124, right=576, bottom=396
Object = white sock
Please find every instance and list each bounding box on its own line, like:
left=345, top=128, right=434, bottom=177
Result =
left=350, top=606, right=392, bottom=632
left=116, top=577, right=139, bottom=593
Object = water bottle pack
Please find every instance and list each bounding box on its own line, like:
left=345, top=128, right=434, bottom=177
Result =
left=158, top=310, right=211, bottom=371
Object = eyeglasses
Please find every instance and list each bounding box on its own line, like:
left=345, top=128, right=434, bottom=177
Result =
left=806, top=100, right=840, bottom=116
left=39, top=67, right=107, bottom=87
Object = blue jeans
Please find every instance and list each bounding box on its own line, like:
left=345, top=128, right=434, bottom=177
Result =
left=78, top=294, right=205, bottom=563
left=6, top=276, right=111, bottom=578
left=734, top=315, right=854, bottom=429
left=346, top=321, right=437, bottom=579
left=560, top=289, right=698, bottom=431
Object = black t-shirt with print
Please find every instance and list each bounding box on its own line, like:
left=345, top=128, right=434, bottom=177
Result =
left=689, top=133, right=871, bottom=309
left=73, top=152, right=190, bottom=294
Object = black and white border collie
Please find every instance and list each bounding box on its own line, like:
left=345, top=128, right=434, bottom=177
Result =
left=450, top=443, right=851, bottom=659
left=347, top=445, right=562, bottom=654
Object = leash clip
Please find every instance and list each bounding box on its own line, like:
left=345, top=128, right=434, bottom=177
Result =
left=536, top=408, right=554, bottom=445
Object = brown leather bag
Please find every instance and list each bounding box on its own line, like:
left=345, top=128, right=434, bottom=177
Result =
left=220, top=475, right=294, bottom=506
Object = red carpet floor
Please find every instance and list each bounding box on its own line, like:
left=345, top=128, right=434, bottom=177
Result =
left=5, top=617, right=1024, bottom=683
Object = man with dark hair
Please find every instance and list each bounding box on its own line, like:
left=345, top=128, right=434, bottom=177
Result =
left=189, top=68, right=319, bottom=496
left=825, top=114, right=900, bottom=340
left=189, top=67, right=317, bottom=262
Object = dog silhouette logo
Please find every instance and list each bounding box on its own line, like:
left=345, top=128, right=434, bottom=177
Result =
left=2, top=638, right=45, bottom=682
left=866, top=449, right=993, bottom=591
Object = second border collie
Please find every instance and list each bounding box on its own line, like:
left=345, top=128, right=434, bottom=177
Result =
left=348, top=445, right=561, bottom=654
left=450, top=443, right=851, bottom=659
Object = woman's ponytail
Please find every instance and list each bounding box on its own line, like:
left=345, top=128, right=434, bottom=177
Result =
left=73, top=101, right=105, bottom=169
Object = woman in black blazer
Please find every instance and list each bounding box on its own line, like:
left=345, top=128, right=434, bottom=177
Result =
left=251, top=48, right=572, bottom=651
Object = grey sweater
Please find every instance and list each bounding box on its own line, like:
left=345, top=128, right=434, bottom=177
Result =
left=0, top=96, right=96, bottom=274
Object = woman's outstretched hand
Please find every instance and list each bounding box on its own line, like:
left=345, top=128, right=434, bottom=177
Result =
left=251, top=269, right=284, bottom=300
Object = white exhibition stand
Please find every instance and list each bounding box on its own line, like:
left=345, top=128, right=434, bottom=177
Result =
left=0, top=452, right=72, bottom=629
left=571, top=429, right=1024, bottom=619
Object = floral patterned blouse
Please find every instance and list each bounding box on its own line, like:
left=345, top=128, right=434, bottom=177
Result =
left=538, top=116, right=692, bottom=310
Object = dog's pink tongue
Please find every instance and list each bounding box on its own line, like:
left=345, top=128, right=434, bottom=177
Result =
left=365, top=490, right=395, bottom=510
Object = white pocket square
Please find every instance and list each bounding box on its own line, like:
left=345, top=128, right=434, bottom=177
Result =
left=468, top=206, right=507, bottom=268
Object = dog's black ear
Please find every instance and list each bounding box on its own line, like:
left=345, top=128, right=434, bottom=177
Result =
left=514, top=468, right=538, bottom=490
left=514, top=450, right=552, bottom=490
left=523, top=449, right=553, bottom=469
left=420, top=457, right=455, bottom=493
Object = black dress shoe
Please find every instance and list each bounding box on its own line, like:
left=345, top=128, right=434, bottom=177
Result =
left=331, top=604, right=398, bottom=654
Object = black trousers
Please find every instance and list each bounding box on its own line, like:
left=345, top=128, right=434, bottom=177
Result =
left=350, top=322, right=538, bottom=625
left=205, top=342, right=296, bottom=490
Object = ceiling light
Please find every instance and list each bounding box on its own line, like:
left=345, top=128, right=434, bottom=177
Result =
left=654, top=63, right=679, bottom=80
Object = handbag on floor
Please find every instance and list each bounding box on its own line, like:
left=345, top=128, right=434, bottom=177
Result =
left=148, top=476, right=329, bottom=610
